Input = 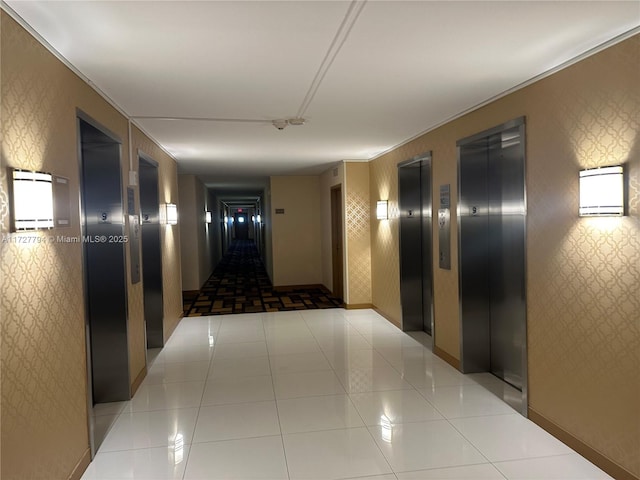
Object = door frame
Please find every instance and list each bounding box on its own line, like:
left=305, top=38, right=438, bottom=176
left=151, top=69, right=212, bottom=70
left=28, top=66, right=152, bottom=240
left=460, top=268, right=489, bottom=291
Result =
left=330, top=185, right=344, bottom=301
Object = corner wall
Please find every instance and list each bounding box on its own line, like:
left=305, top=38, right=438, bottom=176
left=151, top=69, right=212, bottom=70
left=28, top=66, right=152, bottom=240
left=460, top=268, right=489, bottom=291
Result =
left=0, top=12, right=182, bottom=479
left=320, top=163, right=345, bottom=294
left=369, top=35, right=639, bottom=479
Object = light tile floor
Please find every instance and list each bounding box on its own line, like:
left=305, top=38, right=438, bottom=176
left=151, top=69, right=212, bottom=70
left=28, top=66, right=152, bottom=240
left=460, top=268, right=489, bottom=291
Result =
left=82, top=309, right=613, bottom=480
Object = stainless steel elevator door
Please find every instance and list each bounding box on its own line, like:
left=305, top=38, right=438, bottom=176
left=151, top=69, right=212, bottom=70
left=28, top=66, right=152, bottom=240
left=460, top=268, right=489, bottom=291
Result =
left=458, top=118, right=526, bottom=397
left=139, top=157, right=164, bottom=348
left=398, top=154, right=433, bottom=335
left=487, top=130, right=526, bottom=390
left=80, top=118, right=130, bottom=403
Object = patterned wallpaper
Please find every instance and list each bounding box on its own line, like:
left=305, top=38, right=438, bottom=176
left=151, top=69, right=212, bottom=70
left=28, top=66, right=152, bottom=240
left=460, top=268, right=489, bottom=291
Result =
left=1, top=14, right=182, bottom=479
left=369, top=34, right=639, bottom=477
left=345, top=163, right=372, bottom=305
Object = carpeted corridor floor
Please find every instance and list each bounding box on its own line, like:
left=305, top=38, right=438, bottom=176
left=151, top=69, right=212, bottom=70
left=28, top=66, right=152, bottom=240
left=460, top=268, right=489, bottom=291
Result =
left=183, top=239, right=343, bottom=316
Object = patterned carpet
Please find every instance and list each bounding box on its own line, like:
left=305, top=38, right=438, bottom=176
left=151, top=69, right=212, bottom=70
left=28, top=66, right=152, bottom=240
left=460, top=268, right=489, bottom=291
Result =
left=183, top=239, right=343, bottom=316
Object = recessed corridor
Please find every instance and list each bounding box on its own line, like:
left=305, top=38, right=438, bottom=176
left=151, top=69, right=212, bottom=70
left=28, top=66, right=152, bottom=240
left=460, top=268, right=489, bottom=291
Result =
left=82, top=309, right=611, bottom=480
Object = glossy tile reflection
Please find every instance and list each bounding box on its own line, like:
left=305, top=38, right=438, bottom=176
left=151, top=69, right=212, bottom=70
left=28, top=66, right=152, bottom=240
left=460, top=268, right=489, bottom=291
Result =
left=82, top=309, right=612, bottom=480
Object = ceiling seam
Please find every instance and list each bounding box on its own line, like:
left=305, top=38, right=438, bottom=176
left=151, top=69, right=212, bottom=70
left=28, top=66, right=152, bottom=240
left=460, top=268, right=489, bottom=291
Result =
left=295, top=0, right=367, bottom=120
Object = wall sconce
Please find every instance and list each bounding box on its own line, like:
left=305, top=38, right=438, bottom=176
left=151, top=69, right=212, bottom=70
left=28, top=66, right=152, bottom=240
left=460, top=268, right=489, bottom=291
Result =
left=257, top=214, right=262, bottom=223
left=251, top=215, right=255, bottom=222
left=205, top=211, right=212, bottom=223
left=11, top=169, right=54, bottom=230
left=230, top=217, right=235, bottom=223
left=376, top=200, right=389, bottom=220
left=223, top=215, right=228, bottom=224
left=164, top=203, right=178, bottom=225
left=579, top=166, right=624, bottom=216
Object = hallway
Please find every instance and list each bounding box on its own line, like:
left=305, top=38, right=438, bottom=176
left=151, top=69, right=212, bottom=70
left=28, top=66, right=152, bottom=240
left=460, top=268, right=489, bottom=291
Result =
left=82, top=309, right=611, bottom=480
left=184, top=240, right=343, bottom=316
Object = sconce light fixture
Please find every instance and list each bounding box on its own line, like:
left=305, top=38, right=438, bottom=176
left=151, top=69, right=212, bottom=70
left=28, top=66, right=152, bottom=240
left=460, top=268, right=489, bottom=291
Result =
left=223, top=215, right=228, bottom=224
left=257, top=214, right=262, bottom=223
left=11, top=169, right=54, bottom=230
left=579, top=166, right=624, bottom=216
left=230, top=217, right=235, bottom=223
left=205, top=211, right=212, bottom=223
left=251, top=215, right=255, bottom=222
left=376, top=200, right=389, bottom=220
left=164, top=203, right=178, bottom=225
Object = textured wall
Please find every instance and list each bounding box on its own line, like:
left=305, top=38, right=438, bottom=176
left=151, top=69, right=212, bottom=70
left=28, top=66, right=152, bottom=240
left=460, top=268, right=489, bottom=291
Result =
left=270, top=176, right=322, bottom=286
left=0, top=14, right=182, bottom=479
left=345, top=163, right=372, bottom=305
left=369, top=35, right=639, bottom=477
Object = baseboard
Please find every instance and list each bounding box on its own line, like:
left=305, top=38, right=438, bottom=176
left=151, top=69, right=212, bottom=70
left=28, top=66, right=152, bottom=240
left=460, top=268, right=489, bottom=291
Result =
left=131, top=365, right=147, bottom=396
left=372, top=307, right=401, bottom=329
left=528, top=409, right=639, bottom=480
left=345, top=303, right=374, bottom=310
left=68, top=447, right=91, bottom=480
left=433, top=345, right=461, bottom=370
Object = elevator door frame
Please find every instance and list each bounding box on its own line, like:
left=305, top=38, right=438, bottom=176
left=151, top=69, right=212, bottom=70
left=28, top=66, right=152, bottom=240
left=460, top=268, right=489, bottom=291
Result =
left=77, top=111, right=130, bottom=457
left=457, top=116, right=528, bottom=416
left=398, top=152, right=434, bottom=341
left=139, top=152, right=164, bottom=349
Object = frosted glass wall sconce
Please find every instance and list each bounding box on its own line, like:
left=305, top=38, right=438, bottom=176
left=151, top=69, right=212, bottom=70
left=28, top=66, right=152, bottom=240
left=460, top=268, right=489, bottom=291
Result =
left=164, top=203, right=178, bottom=225
left=579, top=166, right=624, bottom=216
left=205, top=211, right=212, bottom=223
left=11, top=169, right=54, bottom=230
left=376, top=200, right=389, bottom=220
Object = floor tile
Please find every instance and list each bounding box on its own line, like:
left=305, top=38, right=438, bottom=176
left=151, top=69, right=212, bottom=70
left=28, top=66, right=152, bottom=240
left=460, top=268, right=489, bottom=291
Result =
left=399, top=363, right=477, bottom=389
left=99, top=408, right=198, bottom=452
left=81, top=445, right=190, bottom=479
left=314, top=332, right=373, bottom=352
left=93, top=401, right=129, bottom=417
left=269, top=351, right=332, bottom=375
left=144, top=361, right=210, bottom=385
left=335, top=366, right=414, bottom=393
left=273, top=370, right=346, bottom=399
left=215, top=327, right=266, bottom=344
left=184, top=436, right=288, bottom=480
left=157, top=344, right=214, bottom=364
left=493, top=453, right=614, bottom=479
left=449, top=414, right=574, bottom=462
left=127, top=382, right=205, bottom=412
left=209, top=355, right=271, bottom=378
left=368, top=420, right=486, bottom=472
left=283, top=427, right=393, bottom=479
left=396, top=463, right=505, bottom=479
left=277, top=394, right=364, bottom=433
left=201, top=375, right=274, bottom=405
left=267, top=336, right=322, bottom=355
left=212, top=341, right=268, bottom=359
left=193, top=401, right=280, bottom=442
left=349, top=389, right=443, bottom=425
left=323, top=348, right=390, bottom=371
left=417, top=384, right=516, bottom=418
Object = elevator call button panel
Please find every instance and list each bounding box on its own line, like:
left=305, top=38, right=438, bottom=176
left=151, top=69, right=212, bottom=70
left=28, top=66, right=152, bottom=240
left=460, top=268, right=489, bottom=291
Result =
left=438, top=184, right=451, bottom=270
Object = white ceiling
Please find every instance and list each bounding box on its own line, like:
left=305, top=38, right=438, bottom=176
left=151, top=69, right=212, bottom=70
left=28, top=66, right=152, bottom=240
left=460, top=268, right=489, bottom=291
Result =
left=5, top=1, right=640, bottom=181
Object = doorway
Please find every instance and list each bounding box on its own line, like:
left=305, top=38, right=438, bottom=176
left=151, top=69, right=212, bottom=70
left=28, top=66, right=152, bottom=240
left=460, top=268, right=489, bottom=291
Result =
left=457, top=117, right=527, bottom=415
left=78, top=115, right=130, bottom=454
left=235, top=212, right=249, bottom=240
left=139, top=154, right=164, bottom=349
left=398, top=152, right=433, bottom=335
left=330, top=185, right=344, bottom=301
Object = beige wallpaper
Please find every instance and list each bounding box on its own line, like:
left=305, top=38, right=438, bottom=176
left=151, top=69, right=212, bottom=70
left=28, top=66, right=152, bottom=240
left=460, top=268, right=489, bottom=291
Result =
left=0, top=14, right=182, bottom=479
left=270, top=176, right=323, bottom=287
left=345, top=163, right=372, bottom=305
left=369, top=35, right=639, bottom=478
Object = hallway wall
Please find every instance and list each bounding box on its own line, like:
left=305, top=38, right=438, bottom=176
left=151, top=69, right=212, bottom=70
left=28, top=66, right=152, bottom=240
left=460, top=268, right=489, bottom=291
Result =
left=178, top=174, right=212, bottom=291
left=270, top=176, right=322, bottom=287
left=0, top=13, right=182, bottom=480
left=368, top=35, right=639, bottom=479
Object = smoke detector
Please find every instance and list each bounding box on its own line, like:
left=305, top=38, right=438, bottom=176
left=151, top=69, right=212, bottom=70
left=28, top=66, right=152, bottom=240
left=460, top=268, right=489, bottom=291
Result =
left=272, top=118, right=306, bottom=130
left=272, top=119, right=288, bottom=130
